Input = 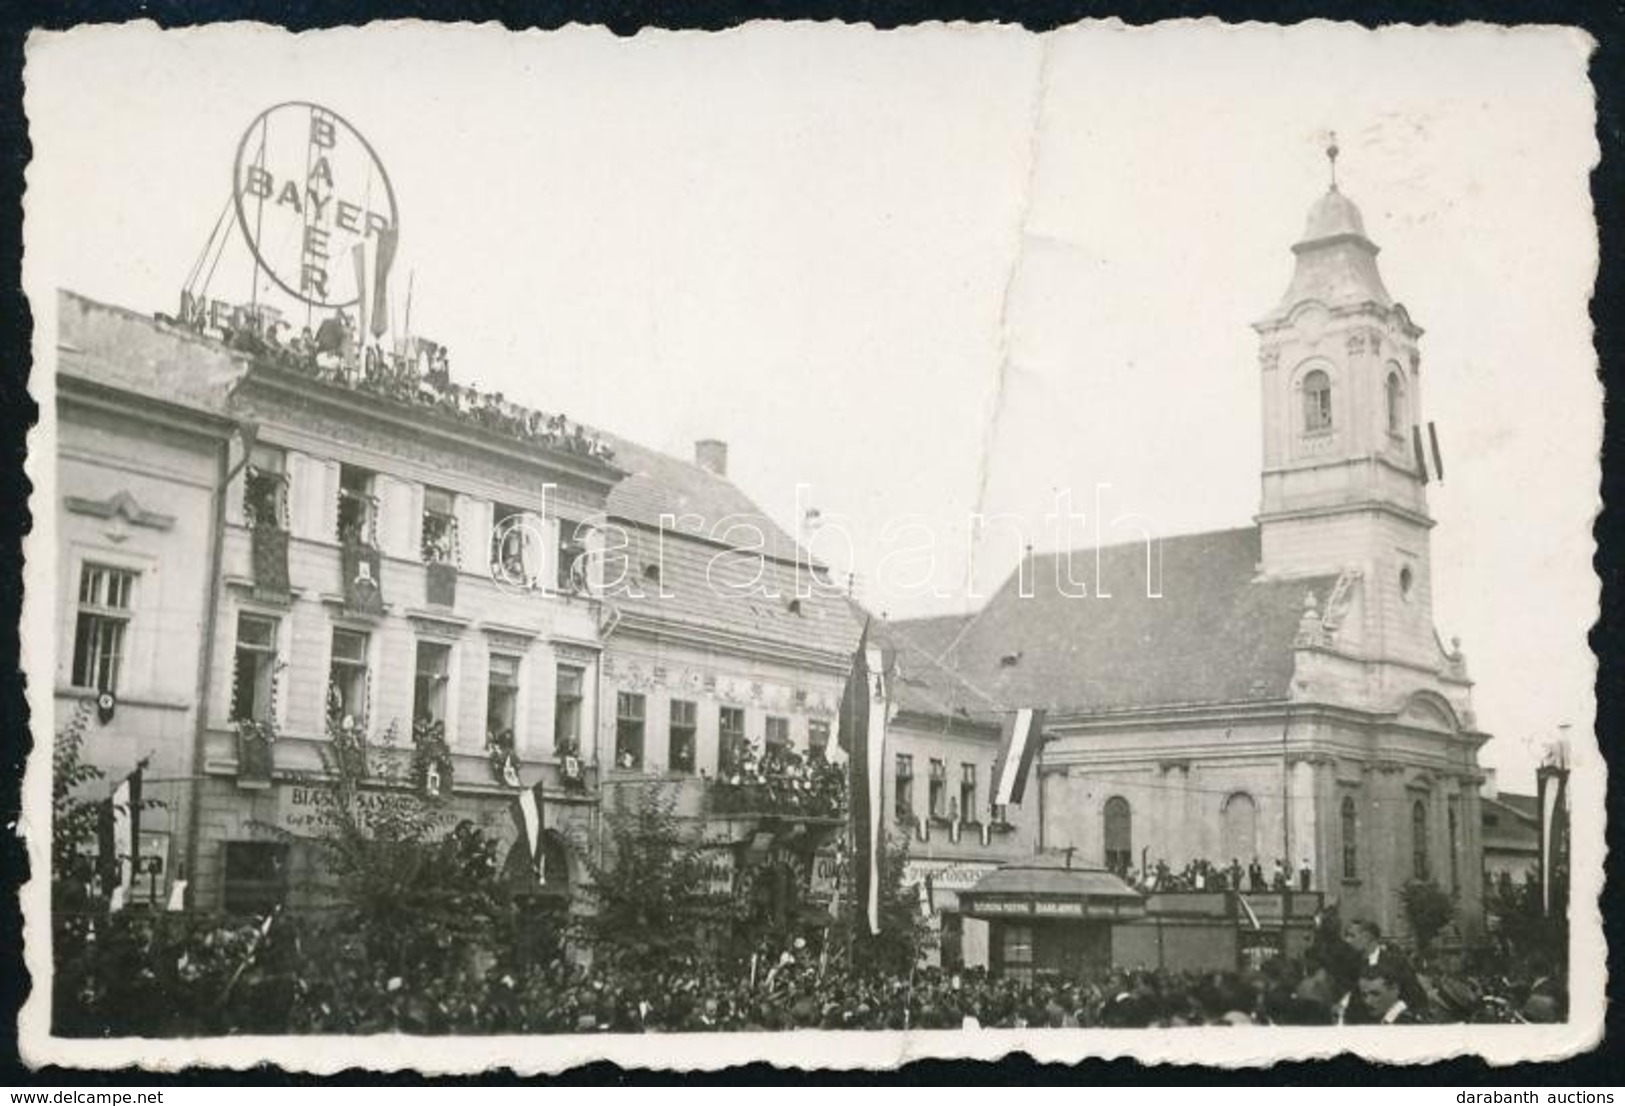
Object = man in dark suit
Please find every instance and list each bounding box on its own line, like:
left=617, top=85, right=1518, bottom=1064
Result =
left=1342, top=918, right=1426, bottom=1020
left=1357, top=962, right=1429, bottom=1024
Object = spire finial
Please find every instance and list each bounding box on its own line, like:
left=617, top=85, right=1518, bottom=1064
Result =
left=1326, top=130, right=1340, bottom=192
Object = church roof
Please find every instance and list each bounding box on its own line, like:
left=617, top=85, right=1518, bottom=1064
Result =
left=870, top=616, right=1001, bottom=725
left=1300, top=187, right=1369, bottom=244
left=899, top=527, right=1337, bottom=718
left=1263, top=187, right=1394, bottom=322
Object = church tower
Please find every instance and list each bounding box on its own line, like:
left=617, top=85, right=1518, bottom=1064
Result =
left=1254, top=141, right=1441, bottom=670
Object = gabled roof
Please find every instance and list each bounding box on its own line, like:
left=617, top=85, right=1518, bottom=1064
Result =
left=602, top=435, right=807, bottom=565
left=932, top=526, right=1334, bottom=717
left=600, top=520, right=859, bottom=659
left=869, top=616, right=1000, bottom=726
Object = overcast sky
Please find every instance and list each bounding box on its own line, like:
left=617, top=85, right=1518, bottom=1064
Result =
left=25, top=21, right=1598, bottom=788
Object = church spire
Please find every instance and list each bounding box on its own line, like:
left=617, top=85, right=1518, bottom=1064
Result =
left=1326, top=130, right=1340, bottom=193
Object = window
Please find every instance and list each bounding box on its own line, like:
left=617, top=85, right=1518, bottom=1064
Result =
left=1001, top=923, right=1034, bottom=984
left=243, top=447, right=289, bottom=531
left=421, top=487, right=459, bottom=565
left=486, top=653, right=520, bottom=744
left=72, top=564, right=135, bottom=693
left=557, top=520, right=587, bottom=592
left=1386, top=370, right=1405, bottom=437
left=231, top=613, right=279, bottom=723
left=554, top=665, right=583, bottom=755
left=765, top=715, right=789, bottom=750
left=1303, top=369, right=1333, bottom=432
left=327, top=628, right=370, bottom=725
left=1104, top=796, right=1132, bottom=874
left=960, top=763, right=977, bottom=821
left=615, top=692, right=645, bottom=770
left=1412, top=799, right=1430, bottom=881
left=1399, top=565, right=1415, bottom=604
left=413, top=641, right=452, bottom=726
left=1221, top=792, right=1258, bottom=863
left=336, top=465, right=377, bottom=546
left=222, top=841, right=288, bottom=915
left=719, top=706, right=746, bottom=775
left=928, top=758, right=947, bottom=819
left=669, top=699, right=697, bottom=774
left=895, top=754, right=915, bottom=822
left=808, top=720, right=830, bottom=761
left=490, top=502, right=538, bottom=583
left=1341, top=795, right=1359, bottom=880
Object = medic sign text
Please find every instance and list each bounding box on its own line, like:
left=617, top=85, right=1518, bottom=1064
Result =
left=233, top=102, right=399, bottom=310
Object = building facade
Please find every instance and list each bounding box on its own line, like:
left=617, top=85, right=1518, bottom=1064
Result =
left=889, top=177, right=1491, bottom=946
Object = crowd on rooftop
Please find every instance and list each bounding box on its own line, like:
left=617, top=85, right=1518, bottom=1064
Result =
left=168, top=303, right=616, bottom=464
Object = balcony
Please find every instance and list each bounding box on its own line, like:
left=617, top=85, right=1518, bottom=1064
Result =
left=706, top=743, right=846, bottom=823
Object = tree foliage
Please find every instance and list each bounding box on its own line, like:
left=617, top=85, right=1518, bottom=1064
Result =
left=575, top=782, right=734, bottom=971
left=1400, top=878, right=1456, bottom=954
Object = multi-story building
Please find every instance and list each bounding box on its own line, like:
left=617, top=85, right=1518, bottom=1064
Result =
left=869, top=616, right=1039, bottom=970
left=593, top=437, right=858, bottom=923
left=54, top=291, right=245, bottom=908
left=53, top=289, right=870, bottom=922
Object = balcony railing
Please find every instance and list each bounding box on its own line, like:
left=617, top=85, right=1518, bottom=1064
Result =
left=708, top=744, right=846, bottom=821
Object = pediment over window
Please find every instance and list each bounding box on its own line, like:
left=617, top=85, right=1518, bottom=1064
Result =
left=1398, top=690, right=1459, bottom=734
left=65, top=490, right=174, bottom=543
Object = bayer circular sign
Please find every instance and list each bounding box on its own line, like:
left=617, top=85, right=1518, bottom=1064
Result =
left=232, top=102, right=399, bottom=310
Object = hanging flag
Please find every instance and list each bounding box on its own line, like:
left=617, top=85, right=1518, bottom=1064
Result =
left=1538, top=768, right=1567, bottom=916
left=1428, top=421, right=1445, bottom=483
left=511, top=780, right=550, bottom=886
left=839, top=621, right=886, bottom=935
left=1412, top=425, right=1430, bottom=485
left=106, top=763, right=143, bottom=913
left=351, top=241, right=370, bottom=345
left=990, top=708, right=1046, bottom=809
left=371, top=225, right=398, bottom=340
left=166, top=879, right=188, bottom=912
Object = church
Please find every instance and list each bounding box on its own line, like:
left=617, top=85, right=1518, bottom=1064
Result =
left=888, top=158, right=1490, bottom=945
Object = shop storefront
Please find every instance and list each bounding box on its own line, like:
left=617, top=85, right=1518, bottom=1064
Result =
left=958, top=855, right=1144, bottom=981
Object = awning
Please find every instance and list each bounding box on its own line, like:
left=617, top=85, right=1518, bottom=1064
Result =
left=958, top=854, right=1146, bottom=922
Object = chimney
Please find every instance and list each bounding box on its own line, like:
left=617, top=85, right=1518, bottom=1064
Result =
left=1481, top=767, right=1498, bottom=801
left=695, top=439, right=728, bottom=477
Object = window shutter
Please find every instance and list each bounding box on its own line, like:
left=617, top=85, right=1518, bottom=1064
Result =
left=541, top=515, right=562, bottom=591
left=287, top=452, right=337, bottom=541
left=375, top=475, right=416, bottom=559
left=456, top=496, right=491, bottom=576
left=225, top=452, right=248, bottom=528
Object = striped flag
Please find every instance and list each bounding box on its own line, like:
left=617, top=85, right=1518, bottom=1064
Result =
left=990, top=708, right=1045, bottom=810
left=510, top=780, right=550, bottom=886
left=371, top=225, right=398, bottom=340
left=839, top=622, right=887, bottom=935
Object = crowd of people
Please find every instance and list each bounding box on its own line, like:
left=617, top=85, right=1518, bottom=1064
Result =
left=1119, top=856, right=1316, bottom=894
left=168, top=301, right=616, bottom=464
left=485, top=923, right=1564, bottom=1033
left=709, top=740, right=848, bottom=820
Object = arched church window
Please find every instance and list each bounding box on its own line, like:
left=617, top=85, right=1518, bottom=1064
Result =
left=1303, top=369, right=1333, bottom=432
left=1341, top=796, right=1358, bottom=880
left=1412, top=799, right=1430, bottom=881
left=1386, top=369, right=1405, bottom=436
left=1221, top=792, right=1258, bottom=863
left=1103, top=796, right=1132, bottom=874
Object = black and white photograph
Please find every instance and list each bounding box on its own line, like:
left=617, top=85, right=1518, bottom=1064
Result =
left=15, top=19, right=1604, bottom=1071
